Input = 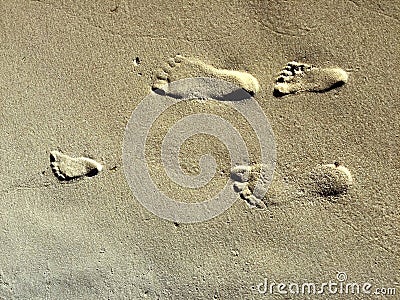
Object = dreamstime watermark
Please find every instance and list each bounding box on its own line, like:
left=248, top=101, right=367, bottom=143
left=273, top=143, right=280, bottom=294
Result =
left=123, top=77, right=276, bottom=223
left=253, top=272, right=397, bottom=296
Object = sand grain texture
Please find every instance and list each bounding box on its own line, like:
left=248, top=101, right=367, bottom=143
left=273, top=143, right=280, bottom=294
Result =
left=0, top=0, right=399, bottom=299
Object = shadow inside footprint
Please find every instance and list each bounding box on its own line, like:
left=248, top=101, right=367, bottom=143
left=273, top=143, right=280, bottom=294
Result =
left=273, top=78, right=346, bottom=97
left=152, top=79, right=253, bottom=102
left=273, top=89, right=287, bottom=98
left=151, top=87, right=167, bottom=96
left=273, top=61, right=349, bottom=96
left=50, top=150, right=103, bottom=182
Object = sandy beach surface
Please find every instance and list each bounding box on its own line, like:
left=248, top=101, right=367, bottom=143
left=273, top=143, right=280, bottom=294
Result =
left=1, top=1, right=399, bottom=299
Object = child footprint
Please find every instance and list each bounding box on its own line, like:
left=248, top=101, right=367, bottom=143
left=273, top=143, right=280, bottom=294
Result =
left=50, top=150, right=103, bottom=181
left=231, top=162, right=353, bottom=209
left=274, top=61, right=348, bottom=96
left=152, top=55, right=260, bottom=95
left=230, top=164, right=273, bottom=209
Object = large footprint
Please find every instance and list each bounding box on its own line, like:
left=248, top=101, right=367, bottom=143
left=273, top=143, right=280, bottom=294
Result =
left=152, top=55, right=260, bottom=95
left=274, top=61, right=348, bottom=96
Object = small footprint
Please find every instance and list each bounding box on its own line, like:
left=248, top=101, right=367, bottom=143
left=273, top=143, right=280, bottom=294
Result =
left=274, top=61, right=348, bottom=96
left=152, top=55, right=260, bottom=95
left=50, top=150, right=103, bottom=181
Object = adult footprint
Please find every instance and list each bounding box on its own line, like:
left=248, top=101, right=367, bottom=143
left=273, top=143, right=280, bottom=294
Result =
left=50, top=150, right=103, bottom=181
left=152, top=55, right=260, bottom=96
left=274, top=61, right=348, bottom=96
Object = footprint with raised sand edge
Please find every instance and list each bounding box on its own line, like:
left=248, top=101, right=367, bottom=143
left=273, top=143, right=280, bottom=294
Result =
left=152, top=55, right=260, bottom=95
left=274, top=61, right=348, bottom=96
left=50, top=150, right=103, bottom=181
